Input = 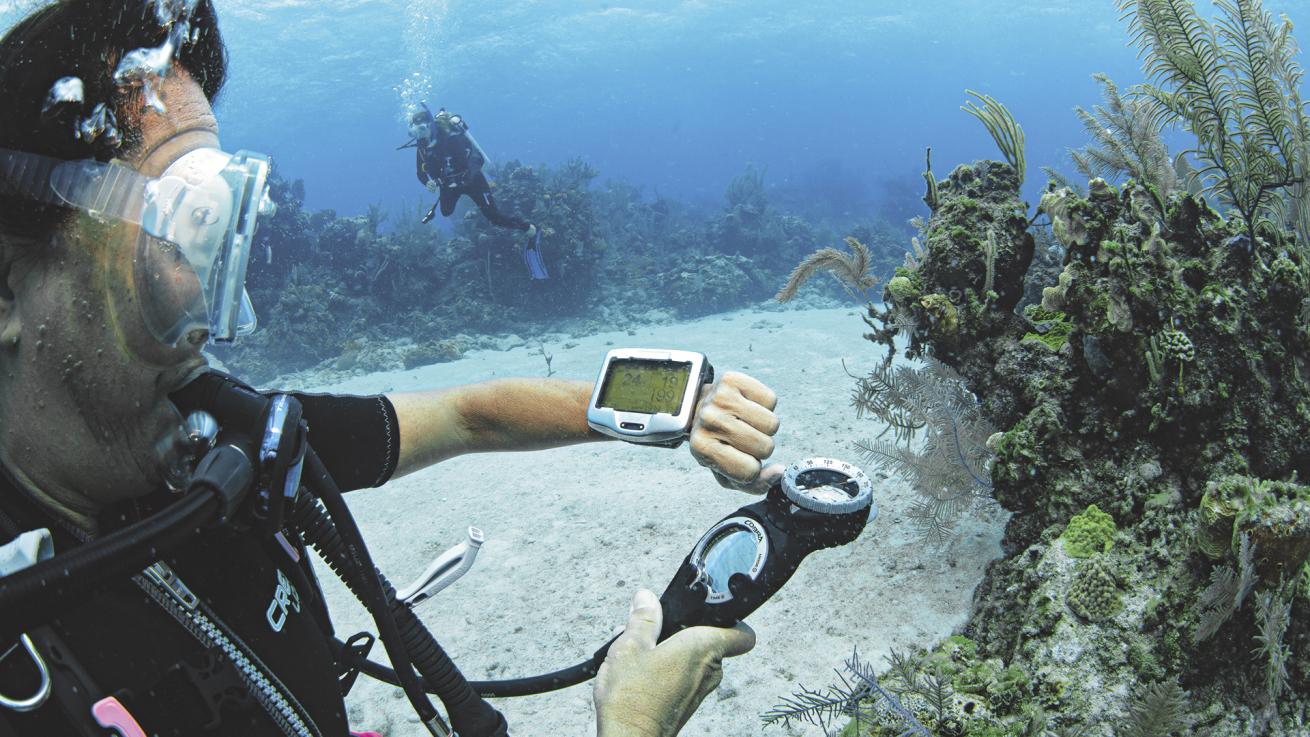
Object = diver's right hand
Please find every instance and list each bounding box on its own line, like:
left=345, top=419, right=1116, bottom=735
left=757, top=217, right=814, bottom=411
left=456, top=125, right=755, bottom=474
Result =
left=425, top=179, right=439, bottom=193
left=594, top=590, right=755, bottom=737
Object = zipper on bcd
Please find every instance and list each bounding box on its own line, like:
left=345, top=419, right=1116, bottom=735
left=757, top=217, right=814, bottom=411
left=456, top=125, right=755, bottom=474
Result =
left=136, top=564, right=323, bottom=737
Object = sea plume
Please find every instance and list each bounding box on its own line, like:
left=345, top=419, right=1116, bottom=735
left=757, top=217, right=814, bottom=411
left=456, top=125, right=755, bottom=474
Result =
left=775, top=236, right=879, bottom=303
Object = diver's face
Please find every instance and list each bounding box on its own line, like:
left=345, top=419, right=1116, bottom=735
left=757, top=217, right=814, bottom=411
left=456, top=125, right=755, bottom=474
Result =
left=0, top=69, right=217, bottom=525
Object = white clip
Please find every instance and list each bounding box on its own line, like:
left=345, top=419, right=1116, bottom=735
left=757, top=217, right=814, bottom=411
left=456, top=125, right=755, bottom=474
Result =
left=397, top=527, right=484, bottom=608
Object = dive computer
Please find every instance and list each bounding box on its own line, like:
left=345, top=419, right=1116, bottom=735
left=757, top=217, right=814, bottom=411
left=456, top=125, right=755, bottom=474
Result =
left=586, top=349, right=714, bottom=448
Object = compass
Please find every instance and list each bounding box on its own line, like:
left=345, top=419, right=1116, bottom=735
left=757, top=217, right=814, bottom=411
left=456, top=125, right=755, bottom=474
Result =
left=655, top=457, right=876, bottom=639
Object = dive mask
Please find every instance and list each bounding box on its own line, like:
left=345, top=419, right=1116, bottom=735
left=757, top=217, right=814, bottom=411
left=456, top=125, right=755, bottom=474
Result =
left=0, top=147, right=275, bottom=345
left=408, top=120, right=432, bottom=141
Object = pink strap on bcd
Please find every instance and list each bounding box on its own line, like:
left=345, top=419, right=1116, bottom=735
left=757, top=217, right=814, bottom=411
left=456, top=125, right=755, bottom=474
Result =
left=351, top=732, right=385, bottom=737
left=91, top=696, right=147, bottom=737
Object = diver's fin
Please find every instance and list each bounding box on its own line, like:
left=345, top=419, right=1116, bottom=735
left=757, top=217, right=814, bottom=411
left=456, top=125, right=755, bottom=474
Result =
left=523, top=229, right=549, bottom=280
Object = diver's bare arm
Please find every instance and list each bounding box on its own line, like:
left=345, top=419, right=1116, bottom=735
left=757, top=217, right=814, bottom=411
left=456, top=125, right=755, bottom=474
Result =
left=387, top=378, right=606, bottom=477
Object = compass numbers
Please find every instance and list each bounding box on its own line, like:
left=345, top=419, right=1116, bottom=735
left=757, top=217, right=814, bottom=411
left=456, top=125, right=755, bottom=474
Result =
left=782, top=458, right=874, bottom=514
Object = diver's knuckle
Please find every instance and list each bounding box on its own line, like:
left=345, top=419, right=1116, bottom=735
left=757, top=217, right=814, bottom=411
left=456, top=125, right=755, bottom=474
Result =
left=704, top=662, right=724, bottom=687
left=699, top=403, right=724, bottom=427
left=688, top=433, right=710, bottom=455
left=726, top=458, right=755, bottom=482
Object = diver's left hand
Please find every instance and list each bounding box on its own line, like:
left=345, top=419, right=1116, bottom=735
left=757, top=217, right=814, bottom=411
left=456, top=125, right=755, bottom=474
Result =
left=688, top=371, right=783, bottom=495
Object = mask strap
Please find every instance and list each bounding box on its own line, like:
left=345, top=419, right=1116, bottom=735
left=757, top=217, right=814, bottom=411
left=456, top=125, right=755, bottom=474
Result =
left=0, top=149, right=65, bottom=206
left=0, top=149, right=148, bottom=226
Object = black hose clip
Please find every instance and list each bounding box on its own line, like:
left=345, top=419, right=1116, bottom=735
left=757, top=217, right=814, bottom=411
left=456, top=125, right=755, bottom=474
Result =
left=251, top=394, right=307, bottom=537
left=337, top=631, right=375, bottom=697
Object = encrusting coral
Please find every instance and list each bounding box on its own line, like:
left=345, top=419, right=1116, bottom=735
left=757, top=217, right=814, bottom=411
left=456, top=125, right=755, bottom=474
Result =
left=1066, top=557, right=1123, bottom=622
left=1061, top=504, right=1117, bottom=558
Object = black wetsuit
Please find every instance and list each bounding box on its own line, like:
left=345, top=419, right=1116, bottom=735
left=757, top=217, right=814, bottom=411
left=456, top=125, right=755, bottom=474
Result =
left=416, top=126, right=529, bottom=231
left=0, top=388, right=401, bottom=737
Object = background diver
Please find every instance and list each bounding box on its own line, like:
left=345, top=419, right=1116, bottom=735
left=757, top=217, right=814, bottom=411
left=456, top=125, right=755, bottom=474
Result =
left=403, top=104, right=548, bottom=279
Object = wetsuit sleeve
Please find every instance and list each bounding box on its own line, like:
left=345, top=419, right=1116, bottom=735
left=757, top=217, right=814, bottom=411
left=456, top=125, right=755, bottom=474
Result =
left=290, top=392, right=402, bottom=492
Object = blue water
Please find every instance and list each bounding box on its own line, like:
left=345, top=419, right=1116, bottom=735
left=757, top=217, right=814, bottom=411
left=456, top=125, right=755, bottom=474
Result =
left=2, top=0, right=1305, bottom=222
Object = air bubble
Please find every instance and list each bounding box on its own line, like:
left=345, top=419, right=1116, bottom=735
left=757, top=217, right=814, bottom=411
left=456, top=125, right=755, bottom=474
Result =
left=114, top=42, right=176, bottom=115
left=76, top=104, right=119, bottom=146
left=42, top=77, right=83, bottom=120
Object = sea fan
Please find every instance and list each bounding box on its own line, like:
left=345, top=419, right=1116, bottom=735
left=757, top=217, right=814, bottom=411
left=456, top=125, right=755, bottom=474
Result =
left=762, top=649, right=931, bottom=737
left=854, top=358, right=997, bottom=546
left=1253, top=582, right=1294, bottom=703
left=1192, top=532, right=1257, bottom=641
left=1119, top=0, right=1310, bottom=243
left=1123, top=680, right=1190, bottom=737
left=962, top=90, right=1026, bottom=185
left=1070, top=73, right=1177, bottom=193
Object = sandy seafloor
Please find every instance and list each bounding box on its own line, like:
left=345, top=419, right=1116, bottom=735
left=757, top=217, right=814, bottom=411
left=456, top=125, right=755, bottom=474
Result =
left=284, top=305, right=1007, bottom=737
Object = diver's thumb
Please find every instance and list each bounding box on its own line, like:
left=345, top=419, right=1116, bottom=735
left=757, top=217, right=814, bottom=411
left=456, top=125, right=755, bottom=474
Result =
left=674, top=622, right=756, bottom=660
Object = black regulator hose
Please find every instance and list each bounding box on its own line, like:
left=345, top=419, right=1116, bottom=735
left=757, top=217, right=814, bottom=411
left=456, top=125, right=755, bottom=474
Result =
left=290, top=486, right=510, bottom=736
left=171, top=372, right=451, bottom=734
left=0, top=488, right=217, bottom=640
left=344, top=646, right=605, bottom=698
left=0, top=428, right=261, bottom=641
left=298, top=450, right=455, bottom=735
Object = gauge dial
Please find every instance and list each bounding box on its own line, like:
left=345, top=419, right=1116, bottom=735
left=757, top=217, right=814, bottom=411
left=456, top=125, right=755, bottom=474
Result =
left=780, top=457, right=874, bottom=515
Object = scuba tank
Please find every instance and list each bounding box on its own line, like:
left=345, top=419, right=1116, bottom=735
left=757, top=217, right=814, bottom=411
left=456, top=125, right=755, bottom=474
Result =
left=439, top=110, right=492, bottom=171
left=458, top=124, right=493, bottom=172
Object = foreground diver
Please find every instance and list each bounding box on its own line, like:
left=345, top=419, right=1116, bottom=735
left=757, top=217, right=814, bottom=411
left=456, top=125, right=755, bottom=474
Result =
left=0, top=2, right=780, bottom=735
left=405, top=106, right=548, bottom=279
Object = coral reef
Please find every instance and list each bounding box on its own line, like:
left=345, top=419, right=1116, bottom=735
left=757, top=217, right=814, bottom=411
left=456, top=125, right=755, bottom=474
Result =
left=222, top=159, right=909, bottom=382
left=815, top=3, right=1310, bottom=732
left=854, top=164, right=1310, bottom=733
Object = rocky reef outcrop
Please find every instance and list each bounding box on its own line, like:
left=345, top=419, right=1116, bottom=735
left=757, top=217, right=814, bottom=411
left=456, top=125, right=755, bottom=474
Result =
left=850, top=157, right=1310, bottom=735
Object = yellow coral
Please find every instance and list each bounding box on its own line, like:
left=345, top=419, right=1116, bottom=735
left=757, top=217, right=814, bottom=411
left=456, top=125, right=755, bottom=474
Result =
left=920, top=294, right=959, bottom=336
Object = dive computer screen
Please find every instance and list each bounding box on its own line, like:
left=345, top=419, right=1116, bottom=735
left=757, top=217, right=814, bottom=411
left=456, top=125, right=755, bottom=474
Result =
left=598, top=359, right=692, bottom=415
